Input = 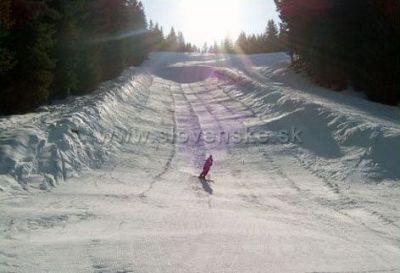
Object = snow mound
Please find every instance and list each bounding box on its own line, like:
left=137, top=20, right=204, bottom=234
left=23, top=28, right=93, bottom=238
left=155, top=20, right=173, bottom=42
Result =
left=0, top=68, right=152, bottom=192
left=212, top=55, right=400, bottom=184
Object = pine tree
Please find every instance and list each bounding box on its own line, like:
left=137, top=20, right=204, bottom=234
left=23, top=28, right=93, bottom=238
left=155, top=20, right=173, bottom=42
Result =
left=202, top=42, right=208, bottom=53
left=265, top=20, right=278, bottom=40
left=236, top=32, right=248, bottom=53
left=275, top=0, right=400, bottom=104
left=0, top=0, right=56, bottom=114
left=265, top=19, right=279, bottom=52
left=223, top=36, right=234, bottom=54
left=124, top=0, right=148, bottom=65
left=177, top=31, right=185, bottom=52
left=74, top=0, right=102, bottom=92
left=0, top=0, right=15, bottom=74
left=166, top=27, right=178, bottom=50
left=49, top=0, right=82, bottom=99
left=148, top=19, right=154, bottom=31
left=0, top=0, right=152, bottom=114
left=212, top=41, right=219, bottom=54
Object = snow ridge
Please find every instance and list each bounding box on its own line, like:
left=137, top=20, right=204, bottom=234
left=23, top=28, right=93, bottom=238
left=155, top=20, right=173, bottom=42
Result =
left=0, top=68, right=152, bottom=192
left=213, top=60, right=400, bottom=184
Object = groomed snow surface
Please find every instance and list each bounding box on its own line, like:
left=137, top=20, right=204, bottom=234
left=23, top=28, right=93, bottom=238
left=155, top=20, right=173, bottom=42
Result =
left=1, top=52, right=399, bottom=273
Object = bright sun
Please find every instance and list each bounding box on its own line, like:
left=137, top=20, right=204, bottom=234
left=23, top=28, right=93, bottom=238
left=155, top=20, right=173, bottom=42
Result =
left=180, top=0, right=242, bottom=45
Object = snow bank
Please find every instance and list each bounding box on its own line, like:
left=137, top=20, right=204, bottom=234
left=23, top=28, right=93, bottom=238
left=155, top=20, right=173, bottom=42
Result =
left=212, top=54, right=400, bottom=184
left=0, top=68, right=152, bottom=192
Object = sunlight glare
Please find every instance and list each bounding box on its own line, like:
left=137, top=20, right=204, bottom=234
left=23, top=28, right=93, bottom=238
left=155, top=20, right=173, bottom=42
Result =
left=180, top=0, right=242, bottom=45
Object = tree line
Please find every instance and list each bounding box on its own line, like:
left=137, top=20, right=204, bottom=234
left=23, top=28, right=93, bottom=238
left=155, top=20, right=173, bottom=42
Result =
left=0, top=5, right=284, bottom=115
left=275, top=0, right=400, bottom=105
left=4, top=1, right=395, bottom=114
left=0, top=0, right=153, bottom=114
left=146, top=21, right=199, bottom=53
left=147, top=19, right=285, bottom=55
left=202, top=19, right=286, bottom=54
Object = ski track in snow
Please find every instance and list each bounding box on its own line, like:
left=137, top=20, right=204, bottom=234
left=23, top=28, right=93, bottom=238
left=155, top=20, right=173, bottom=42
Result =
left=0, top=52, right=399, bottom=273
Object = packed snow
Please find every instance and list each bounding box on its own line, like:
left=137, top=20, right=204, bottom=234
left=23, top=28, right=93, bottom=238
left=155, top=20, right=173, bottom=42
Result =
left=0, top=52, right=399, bottom=272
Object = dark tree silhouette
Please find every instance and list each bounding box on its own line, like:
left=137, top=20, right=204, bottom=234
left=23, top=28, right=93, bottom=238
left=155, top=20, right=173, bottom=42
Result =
left=0, top=0, right=151, bottom=114
left=275, top=0, right=400, bottom=105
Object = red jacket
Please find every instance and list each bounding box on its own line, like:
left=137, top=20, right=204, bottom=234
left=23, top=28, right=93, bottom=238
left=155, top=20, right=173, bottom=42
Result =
left=203, top=157, right=213, bottom=169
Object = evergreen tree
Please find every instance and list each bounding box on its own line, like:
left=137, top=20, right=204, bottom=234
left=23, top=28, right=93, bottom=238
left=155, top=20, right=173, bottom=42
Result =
left=212, top=41, right=219, bottom=54
left=0, top=0, right=15, bottom=74
left=74, top=0, right=102, bottom=92
left=0, top=0, right=56, bottom=114
left=234, top=24, right=284, bottom=55
left=275, top=0, right=400, bottom=104
left=49, top=0, right=82, bottom=99
left=236, top=32, right=248, bottom=53
left=202, top=42, right=208, bottom=54
left=146, top=22, right=165, bottom=52
left=265, top=19, right=279, bottom=52
left=124, top=0, right=148, bottom=65
left=266, top=20, right=278, bottom=39
left=166, top=27, right=178, bottom=50
left=222, top=36, right=234, bottom=54
left=177, top=31, right=185, bottom=52
left=95, top=0, right=131, bottom=80
left=148, top=19, right=154, bottom=31
left=0, top=0, right=152, bottom=114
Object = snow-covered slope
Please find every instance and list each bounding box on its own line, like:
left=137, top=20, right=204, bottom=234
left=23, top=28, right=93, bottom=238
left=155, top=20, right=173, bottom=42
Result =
left=1, top=53, right=399, bottom=192
left=0, top=53, right=399, bottom=273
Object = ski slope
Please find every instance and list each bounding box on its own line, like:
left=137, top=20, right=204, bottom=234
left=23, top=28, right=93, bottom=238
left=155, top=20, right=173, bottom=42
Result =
left=0, top=52, right=399, bottom=273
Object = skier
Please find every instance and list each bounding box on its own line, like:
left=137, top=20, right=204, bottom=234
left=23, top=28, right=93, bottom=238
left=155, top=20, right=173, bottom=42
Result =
left=199, top=155, right=213, bottom=179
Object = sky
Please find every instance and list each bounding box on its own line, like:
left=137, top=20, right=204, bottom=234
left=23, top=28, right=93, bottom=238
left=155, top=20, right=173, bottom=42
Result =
left=141, top=0, right=280, bottom=47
